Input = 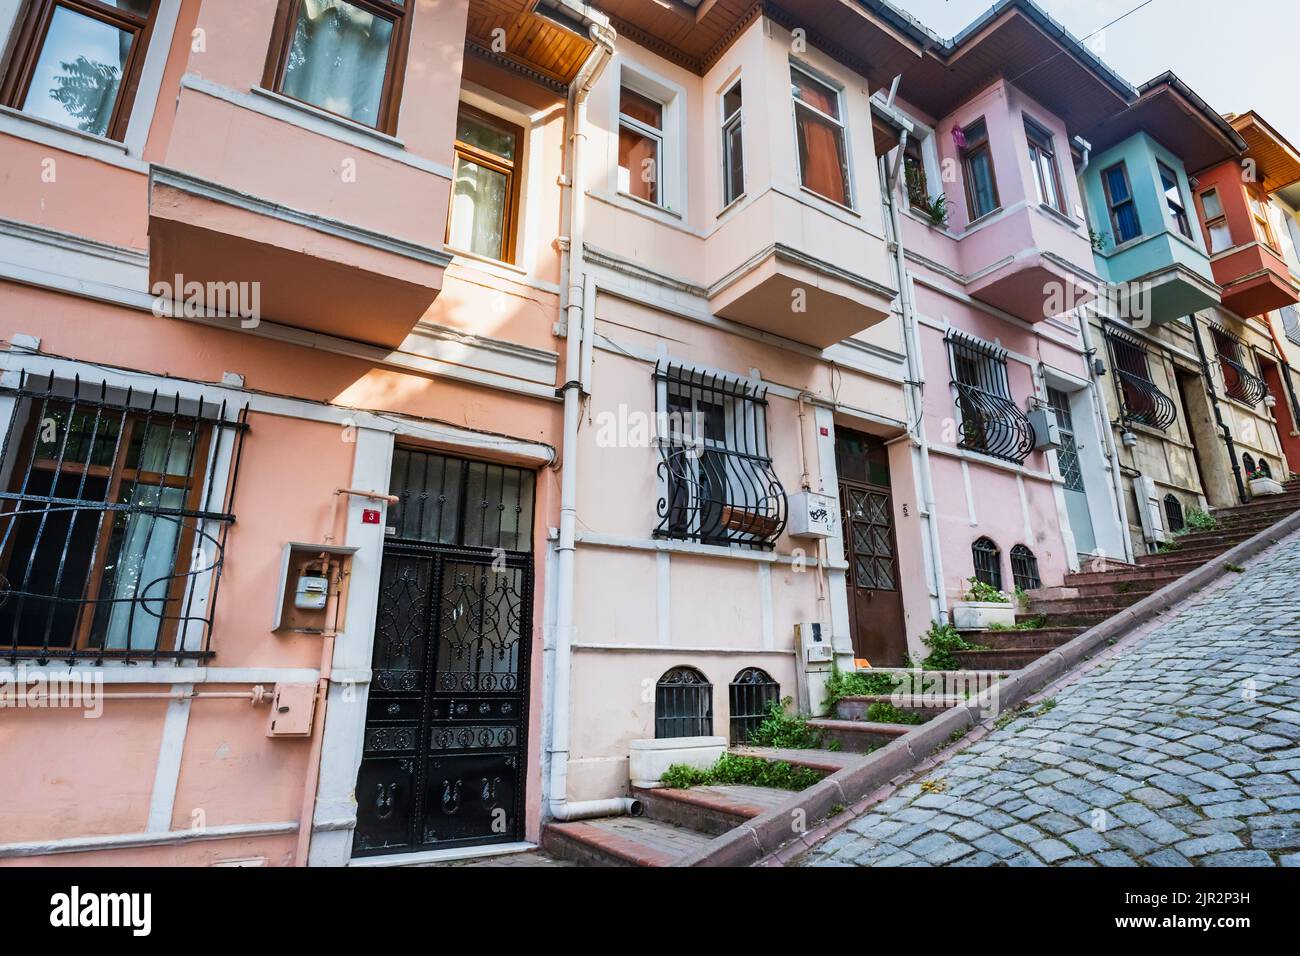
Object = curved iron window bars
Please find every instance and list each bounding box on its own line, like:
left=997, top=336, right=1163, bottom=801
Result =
left=946, top=331, right=1034, bottom=464
left=728, top=667, right=780, bottom=744
left=1104, top=325, right=1177, bottom=431
left=655, top=666, right=713, bottom=739
left=1209, top=324, right=1266, bottom=407
left=1010, top=544, right=1041, bottom=591
left=1164, top=494, right=1185, bottom=533
left=972, top=536, right=1002, bottom=591
left=0, top=371, right=246, bottom=665
left=653, top=362, right=787, bottom=550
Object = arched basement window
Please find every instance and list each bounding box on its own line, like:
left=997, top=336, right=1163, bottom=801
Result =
left=1010, top=544, right=1041, bottom=591
left=1164, top=494, right=1185, bottom=533
left=728, top=667, right=780, bottom=744
left=655, top=667, right=713, bottom=739
left=1242, top=453, right=1256, bottom=476
left=972, top=537, right=1002, bottom=591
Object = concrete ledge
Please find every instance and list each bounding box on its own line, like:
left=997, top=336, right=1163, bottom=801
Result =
left=681, top=509, right=1300, bottom=867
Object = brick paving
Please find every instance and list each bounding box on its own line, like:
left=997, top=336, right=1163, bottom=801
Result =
left=799, top=529, right=1300, bottom=868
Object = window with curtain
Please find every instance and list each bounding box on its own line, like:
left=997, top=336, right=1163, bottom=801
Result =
left=1025, top=118, right=1063, bottom=213
left=961, top=119, right=999, bottom=221
left=447, top=106, right=522, bottom=263
left=0, top=0, right=156, bottom=140
left=618, top=86, right=664, bottom=205
left=1199, top=188, right=1232, bottom=253
left=1158, top=162, right=1192, bottom=238
left=271, top=0, right=409, bottom=132
left=721, top=80, right=744, bottom=207
left=791, top=64, right=851, bottom=207
left=1102, top=162, right=1142, bottom=244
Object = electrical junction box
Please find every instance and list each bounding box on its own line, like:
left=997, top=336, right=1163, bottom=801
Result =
left=267, top=683, right=317, bottom=737
left=1028, top=407, right=1061, bottom=450
left=795, top=621, right=832, bottom=663
left=1135, top=475, right=1168, bottom=544
left=787, top=491, right=838, bottom=539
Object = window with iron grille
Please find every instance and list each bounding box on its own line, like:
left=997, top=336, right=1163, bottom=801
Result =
left=1010, top=544, right=1041, bottom=591
left=386, top=447, right=534, bottom=552
left=655, top=666, right=713, bottom=739
left=1163, top=494, right=1184, bottom=533
left=1209, top=325, right=1266, bottom=407
left=728, top=667, right=779, bottom=744
left=947, top=332, right=1034, bottom=464
left=1258, top=458, right=1272, bottom=479
left=1242, top=452, right=1256, bottom=476
left=972, top=537, right=1002, bottom=591
left=0, top=372, right=246, bottom=664
left=1104, top=326, right=1177, bottom=430
left=1282, top=306, right=1300, bottom=348
left=654, top=363, right=786, bottom=550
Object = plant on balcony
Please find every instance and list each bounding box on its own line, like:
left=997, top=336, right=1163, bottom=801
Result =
left=906, top=165, right=949, bottom=227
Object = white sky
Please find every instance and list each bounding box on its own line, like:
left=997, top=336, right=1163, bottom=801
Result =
left=892, top=0, right=1300, bottom=144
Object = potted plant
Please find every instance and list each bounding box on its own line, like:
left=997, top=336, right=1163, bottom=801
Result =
left=950, top=578, right=1017, bottom=630
left=1246, top=460, right=1283, bottom=496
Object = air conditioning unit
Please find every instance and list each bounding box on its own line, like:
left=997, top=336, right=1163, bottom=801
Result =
left=1135, top=475, right=1167, bottom=544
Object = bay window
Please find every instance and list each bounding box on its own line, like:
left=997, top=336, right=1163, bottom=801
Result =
left=721, top=79, right=744, bottom=207
left=266, top=0, right=411, bottom=133
left=961, top=118, right=999, bottom=221
left=1025, top=118, right=1063, bottom=213
left=447, top=105, right=522, bottom=263
left=791, top=64, right=851, bottom=207
left=618, top=85, right=664, bottom=206
left=1158, top=162, right=1191, bottom=239
left=1199, top=188, right=1232, bottom=253
left=0, top=0, right=157, bottom=140
left=1102, top=162, right=1142, bottom=244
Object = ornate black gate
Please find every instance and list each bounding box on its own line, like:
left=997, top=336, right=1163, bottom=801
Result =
left=353, top=449, right=535, bottom=857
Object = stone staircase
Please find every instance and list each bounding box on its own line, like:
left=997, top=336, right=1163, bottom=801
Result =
left=954, top=480, right=1300, bottom=671
left=540, top=689, right=957, bottom=866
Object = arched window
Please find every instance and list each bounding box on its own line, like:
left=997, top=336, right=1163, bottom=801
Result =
left=655, top=667, right=713, bottom=739
left=1242, top=453, right=1256, bottom=477
left=1258, top=458, right=1273, bottom=479
left=728, top=668, right=780, bottom=744
left=1164, top=494, right=1185, bottom=533
left=972, top=537, right=1002, bottom=591
left=1010, top=545, right=1041, bottom=591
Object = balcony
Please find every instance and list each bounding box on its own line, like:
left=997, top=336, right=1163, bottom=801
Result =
left=148, top=168, right=450, bottom=348
left=1209, top=241, right=1300, bottom=319
left=1096, top=230, right=1222, bottom=325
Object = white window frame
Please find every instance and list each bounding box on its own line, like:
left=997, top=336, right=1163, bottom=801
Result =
left=719, top=75, right=744, bottom=209
left=789, top=59, right=855, bottom=211
left=612, top=63, right=684, bottom=215
left=1199, top=187, right=1232, bottom=254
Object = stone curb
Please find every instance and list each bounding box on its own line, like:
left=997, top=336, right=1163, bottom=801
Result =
left=678, top=508, right=1300, bottom=868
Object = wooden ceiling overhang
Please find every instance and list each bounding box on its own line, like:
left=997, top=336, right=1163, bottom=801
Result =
left=1229, top=111, right=1300, bottom=194
left=1078, top=72, right=1246, bottom=174
left=463, top=0, right=929, bottom=92
left=895, top=0, right=1137, bottom=131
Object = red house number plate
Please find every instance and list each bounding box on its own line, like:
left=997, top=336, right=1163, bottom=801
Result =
left=362, top=509, right=381, bottom=525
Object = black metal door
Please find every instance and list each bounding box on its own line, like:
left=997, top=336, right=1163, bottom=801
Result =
left=353, top=449, right=535, bottom=857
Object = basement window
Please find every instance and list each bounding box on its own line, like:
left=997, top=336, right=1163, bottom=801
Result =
left=1163, top=494, right=1184, bottom=533
left=1010, top=544, right=1041, bottom=591
left=656, top=667, right=713, bottom=739
left=972, top=537, right=1002, bottom=591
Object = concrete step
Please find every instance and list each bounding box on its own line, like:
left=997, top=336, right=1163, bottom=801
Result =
left=805, top=718, right=913, bottom=752
left=1137, top=541, right=1245, bottom=566
left=1071, top=577, right=1165, bottom=599
left=1209, top=496, right=1300, bottom=520
left=633, top=784, right=790, bottom=837
left=954, top=647, right=1047, bottom=671
left=1028, top=593, right=1146, bottom=615
left=966, top=626, right=1085, bottom=651
left=833, top=694, right=950, bottom=722
left=728, top=745, right=867, bottom=774
left=1035, top=608, right=1124, bottom=629
left=1064, top=566, right=1187, bottom=587
left=541, top=815, right=714, bottom=867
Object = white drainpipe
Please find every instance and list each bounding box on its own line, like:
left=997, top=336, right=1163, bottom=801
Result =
left=883, top=129, right=947, bottom=621
left=547, top=20, right=641, bottom=823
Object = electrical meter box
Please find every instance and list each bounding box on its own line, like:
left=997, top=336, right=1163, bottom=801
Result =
left=273, top=542, right=358, bottom=633
left=294, top=575, right=329, bottom=611
left=787, top=491, right=838, bottom=539
left=1028, top=407, right=1061, bottom=450
left=266, top=682, right=317, bottom=737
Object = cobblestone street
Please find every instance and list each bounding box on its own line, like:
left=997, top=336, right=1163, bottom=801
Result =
left=800, top=530, right=1300, bottom=868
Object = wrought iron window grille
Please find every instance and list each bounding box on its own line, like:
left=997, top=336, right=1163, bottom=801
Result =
left=1163, top=494, right=1185, bottom=533
left=653, top=362, right=786, bottom=550
left=1010, top=544, right=1041, bottom=591
left=971, top=536, right=1003, bottom=591
left=946, top=332, right=1034, bottom=464
left=1209, top=324, right=1266, bottom=407
left=1103, top=325, right=1177, bottom=431
left=655, top=666, right=713, bottom=739
left=0, top=371, right=247, bottom=665
left=728, top=667, right=779, bottom=744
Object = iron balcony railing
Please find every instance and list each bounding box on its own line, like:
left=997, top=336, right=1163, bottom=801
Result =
left=1283, top=305, right=1300, bottom=348
left=653, top=363, right=787, bottom=550
left=947, top=332, right=1034, bottom=464
left=0, top=371, right=246, bottom=665
left=1209, top=324, right=1267, bottom=407
left=1104, top=325, right=1178, bottom=431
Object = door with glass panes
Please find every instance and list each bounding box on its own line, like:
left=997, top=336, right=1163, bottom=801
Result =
left=1047, top=387, right=1096, bottom=556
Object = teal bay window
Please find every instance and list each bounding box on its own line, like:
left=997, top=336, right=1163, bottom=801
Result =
left=1102, top=162, right=1142, bottom=244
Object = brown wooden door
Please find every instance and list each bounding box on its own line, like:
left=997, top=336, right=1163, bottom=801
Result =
left=836, top=431, right=906, bottom=665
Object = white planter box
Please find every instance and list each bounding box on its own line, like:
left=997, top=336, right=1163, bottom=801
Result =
left=628, top=736, right=727, bottom=789
left=951, top=601, right=1017, bottom=630
left=1249, top=477, right=1284, bottom=496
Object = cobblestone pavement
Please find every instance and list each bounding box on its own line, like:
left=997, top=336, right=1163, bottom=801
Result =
left=800, top=531, right=1300, bottom=868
